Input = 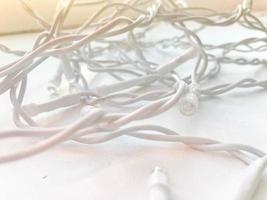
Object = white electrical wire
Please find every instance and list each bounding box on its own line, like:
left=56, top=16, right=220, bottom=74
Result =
left=0, top=0, right=266, bottom=199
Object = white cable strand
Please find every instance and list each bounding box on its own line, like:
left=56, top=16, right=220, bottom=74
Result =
left=0, top=1, right=266, bottom=198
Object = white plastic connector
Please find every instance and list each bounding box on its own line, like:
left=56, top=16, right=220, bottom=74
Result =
left=149, top=167, right=170, bottom=200
left=179, top=83, right=199, bottom=116
left=179, top=92, right=199, bottom=116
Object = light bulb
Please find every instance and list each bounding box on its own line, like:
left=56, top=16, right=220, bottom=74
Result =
left=179, top=92, right=199, bottom=116
left=149, top=167, right=170, bottom=200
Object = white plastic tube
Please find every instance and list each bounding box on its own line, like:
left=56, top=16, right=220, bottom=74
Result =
left=233, top=156, right=267, bottom=200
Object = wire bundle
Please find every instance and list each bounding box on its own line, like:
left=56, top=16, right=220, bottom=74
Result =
left=0, top=0, right=265, bottom=180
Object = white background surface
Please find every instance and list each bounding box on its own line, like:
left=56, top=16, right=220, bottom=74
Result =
left=0, top=25, right=267, bottom=200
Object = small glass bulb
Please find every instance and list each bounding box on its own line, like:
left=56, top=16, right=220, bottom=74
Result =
left=149, top=167, right=170, bottom=200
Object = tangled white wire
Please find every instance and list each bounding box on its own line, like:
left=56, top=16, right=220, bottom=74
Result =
left=0, top=0, right=267, bottom=198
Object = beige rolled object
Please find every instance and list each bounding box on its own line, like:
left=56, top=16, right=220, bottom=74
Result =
left=0, top=0, right=267, bottom=35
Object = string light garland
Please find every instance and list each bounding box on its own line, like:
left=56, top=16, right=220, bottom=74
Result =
left=0, top=0, right=267, bottom=199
